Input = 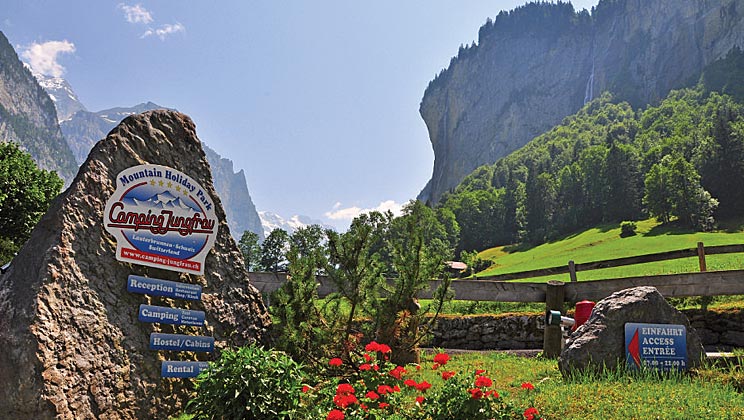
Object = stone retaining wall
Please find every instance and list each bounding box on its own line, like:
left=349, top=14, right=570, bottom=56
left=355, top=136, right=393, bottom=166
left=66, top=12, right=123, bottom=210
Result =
left=430, top=309, right=744, bottom=350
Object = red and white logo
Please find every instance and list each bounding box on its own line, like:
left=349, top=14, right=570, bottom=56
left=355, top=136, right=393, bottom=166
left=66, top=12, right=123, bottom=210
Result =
left=104, top=164, right=218, bottom=275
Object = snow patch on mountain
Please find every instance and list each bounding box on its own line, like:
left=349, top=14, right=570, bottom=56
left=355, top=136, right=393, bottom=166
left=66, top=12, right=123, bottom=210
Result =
left=259, top=211, right=334, bottom=237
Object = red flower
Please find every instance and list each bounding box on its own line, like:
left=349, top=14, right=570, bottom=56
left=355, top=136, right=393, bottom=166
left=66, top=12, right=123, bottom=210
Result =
left=365, top=391, right=380, bottom=400
left=433, top=353, right=450, bottom=366
left=327, top=409, right=345, bottom=420
left=441, top=371, right=456, bottom=380
left=378, top=344, right=392, bottom=354
left=432, top=363, right=440, bottom=370
left=415, top=381, right=432, bottom=392
left=524, top=407, right=539, bottom=420
left=416, top=396, right=425, bottom=404
left=475, top=369, right=486, bottom=376
left=377, top=385, right=393, bottom=395
left=365, top=341, right=381, bottom=352
left=372, top=364, right=379, bottom=371
left=329, top=358, right=343, bottom=367
left=469, top=388, right=483, bottom=399
left=360, top=403, right=368, bottom=412
left=393, top=385, right=401, bottom=392
left=333, top=393, right=358, bottom=408
left=302, top=385, right=311, bottom=393
left=378, top=402, right=390, bottom=409
left=336, top=383, right=355, bottom=396
left=389, top=366, right=406, bottom=380
left=363, top=353, right=372, bottom=362
left=474, top=375, right=493, bottom=388
left=404, top=379, right=417, bottom=388
left=485, top=390, right=500, bottom=398
left=359, top=363, right=371, bottom=371
left=521, top=382, right=535, bottom=391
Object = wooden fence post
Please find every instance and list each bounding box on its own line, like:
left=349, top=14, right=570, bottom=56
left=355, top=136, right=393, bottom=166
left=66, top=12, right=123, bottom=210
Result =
left=543, top=280, right=565, bottom=358
left=697, top=242, right=707, bottom=272
left=568, top=260, right=577, bottom=282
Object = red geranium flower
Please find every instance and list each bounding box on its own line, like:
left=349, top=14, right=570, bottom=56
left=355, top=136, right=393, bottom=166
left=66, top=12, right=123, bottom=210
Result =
left=485, top=390, right=500, bottom=398
left=365, top=341, right=381, bottom=352
left=327, top=409, right=345, bottom=420
left=441, top=371, right=456, bottom=380
left=378, top=344, right=392, bottom=354
left=365, top=391, right=380, bottom=400
left=415, top=380, right=432, bottom=392
left=333, top=393, right=358, bottom=408
left=379, top=402, right=390, bottom=409
left=521, top=382, right=535, bottom=391
left=524, top=407, right=539, bottom=420
left=475, top=369, right=486, bottom=376
left=389, top=366, right=406, bottom=380
left=404, top=379, right=417, bottom=388
left=416, top=396, right=425, bottom=404
left=359, top=363, right=371, bottom=371
left=363, top=353, right=373, bottom=362
left=329, top=358, right=343, bottom=367
left=302, top=385, right=311, bottom=393
left=377, top=384, right=393, bottom=395
left=433, top=353, right=450, bottom=366
left=336, top=383, right=355, bottom=396
left=474, top=375, right=493, bottom=388
left=469, top=388, right=483, bottom=399
left=393, top=385, right=401, bottom=392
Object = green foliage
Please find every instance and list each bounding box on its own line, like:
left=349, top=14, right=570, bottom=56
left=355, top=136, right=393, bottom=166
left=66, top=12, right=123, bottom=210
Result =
left=259, top=228, right=289, bottom=272
left=0, top=141, right=62, bottom=264
left=187, top=344, right=304, bottom=420
left=440, top=87, right=744, bottom=251
left=619, top=221, right=637, bottom=238
left=237, top=230, right=261, bottom=271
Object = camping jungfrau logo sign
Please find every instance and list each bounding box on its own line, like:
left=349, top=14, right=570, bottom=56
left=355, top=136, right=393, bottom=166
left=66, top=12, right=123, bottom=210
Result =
left=104, top=164, right=217, bottom=275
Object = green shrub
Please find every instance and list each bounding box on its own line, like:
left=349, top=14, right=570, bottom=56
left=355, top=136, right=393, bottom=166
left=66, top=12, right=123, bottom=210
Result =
left=620, top=221, right=637, bottom=237
left=187, top=344, right=304, bottom=420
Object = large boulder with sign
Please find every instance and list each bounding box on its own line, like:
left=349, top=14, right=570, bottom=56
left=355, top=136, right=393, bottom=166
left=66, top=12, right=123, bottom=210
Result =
left=559, top=286, right=704, bottom=376
left=0, top=110, right=271, bottom=419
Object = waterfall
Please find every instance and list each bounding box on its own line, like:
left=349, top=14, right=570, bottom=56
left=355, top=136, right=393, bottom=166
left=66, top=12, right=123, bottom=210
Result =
left=583, top=62, right=595, bottom=105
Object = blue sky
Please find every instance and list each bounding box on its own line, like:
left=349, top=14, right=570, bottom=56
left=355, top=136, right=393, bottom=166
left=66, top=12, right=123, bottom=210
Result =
left=3, top=0, right=598, bottom=230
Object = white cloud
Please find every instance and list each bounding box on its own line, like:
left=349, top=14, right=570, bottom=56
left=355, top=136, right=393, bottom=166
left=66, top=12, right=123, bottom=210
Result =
left=141, top=23, right=185, bottom=40
left=21, top=40, right=75, bottom=77
left=119, top=4, right=153, bottom=24
left=325, top=200, right=404, bottom=221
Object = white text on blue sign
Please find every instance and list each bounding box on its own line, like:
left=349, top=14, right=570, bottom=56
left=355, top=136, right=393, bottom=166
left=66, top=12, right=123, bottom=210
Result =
left=161, top=361, right=209, bottom=378
left=625, top=322, right=687, bottom=371
left=150, top=333, right=214, bottom=352
left=138, top=304, right=205, bottom=326
left=127, top=275, right=202, bottom=301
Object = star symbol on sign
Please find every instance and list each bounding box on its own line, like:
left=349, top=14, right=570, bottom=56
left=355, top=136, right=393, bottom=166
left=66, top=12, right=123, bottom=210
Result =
left=158, top=180, right=164, bottom=187
left=167, top=181, right=173, bottom=188
left=183, top=189, right=189, bottom=196
left=150, top=180, right=156, bottom=186
left=176, top=185, right=181, bottom=192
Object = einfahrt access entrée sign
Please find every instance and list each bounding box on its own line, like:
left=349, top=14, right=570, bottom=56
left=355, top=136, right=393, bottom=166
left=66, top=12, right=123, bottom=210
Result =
left=625, top=322, right=687, bottom=371
left=104, top=164, right=218, bottom=275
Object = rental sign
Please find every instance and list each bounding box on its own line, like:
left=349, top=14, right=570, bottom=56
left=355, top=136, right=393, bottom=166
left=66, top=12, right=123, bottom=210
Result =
left=104, top=164, right=218, bottom=275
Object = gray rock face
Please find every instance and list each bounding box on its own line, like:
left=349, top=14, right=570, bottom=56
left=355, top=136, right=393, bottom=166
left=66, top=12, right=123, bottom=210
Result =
left=419, top=0, right=744, bottom=204
left=0, top=31, right=78, bottom=183
left=33, top=73, right=87, bottom=122
left=0, top=110, right=270, bottom=419
left=559, top=287, right=704, bottom=375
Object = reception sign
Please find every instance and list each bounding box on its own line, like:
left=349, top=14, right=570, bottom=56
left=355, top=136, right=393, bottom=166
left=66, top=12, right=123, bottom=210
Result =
left=625, top=322, right=687, bottom=371
left=127, top=275, right=202, bottom=301
left=104, top=164, right=218, bottom=275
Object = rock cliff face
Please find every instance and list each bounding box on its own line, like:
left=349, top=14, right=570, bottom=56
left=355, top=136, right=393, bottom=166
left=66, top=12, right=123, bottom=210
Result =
left=61, top=102, right=263, bottom=240
left=33, top=73, right=87, bottom=122
left=0, top=31, right=78, bottom=183
left=0, top=110, right=270, bottom=419
left=419, top=0, right=744, bottom=204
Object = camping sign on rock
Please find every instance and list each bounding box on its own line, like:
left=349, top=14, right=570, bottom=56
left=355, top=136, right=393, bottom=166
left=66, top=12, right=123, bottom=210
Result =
left=104, top=164, right=218, bottom=275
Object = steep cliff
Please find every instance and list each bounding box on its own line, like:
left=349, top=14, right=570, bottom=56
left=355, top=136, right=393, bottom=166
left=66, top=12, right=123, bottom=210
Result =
left=419, top=0, right=744, bottom=204
left=0, top=31, right=78, bottom=183
left=61, top=101, right=264, bottom=240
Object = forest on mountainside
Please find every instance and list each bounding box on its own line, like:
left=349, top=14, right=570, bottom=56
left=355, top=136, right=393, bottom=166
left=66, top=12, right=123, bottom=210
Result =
left=438, top=83, right=744, bottom=254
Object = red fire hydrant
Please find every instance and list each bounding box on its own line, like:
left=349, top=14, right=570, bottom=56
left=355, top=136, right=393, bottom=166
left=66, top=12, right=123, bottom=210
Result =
left=572, top=300, right=595, bottom=331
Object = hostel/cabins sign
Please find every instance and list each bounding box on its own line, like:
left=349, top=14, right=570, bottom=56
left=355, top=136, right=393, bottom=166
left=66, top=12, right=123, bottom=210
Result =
left=104, top=164, right=218, bottom=275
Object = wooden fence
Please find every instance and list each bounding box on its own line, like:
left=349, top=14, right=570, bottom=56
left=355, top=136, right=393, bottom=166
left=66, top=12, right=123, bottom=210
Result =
left=249, top=242, right=744, bottom=356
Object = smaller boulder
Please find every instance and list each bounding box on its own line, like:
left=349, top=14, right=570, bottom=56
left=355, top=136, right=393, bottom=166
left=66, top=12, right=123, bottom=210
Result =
left=559, top=286, right=704, bottom=375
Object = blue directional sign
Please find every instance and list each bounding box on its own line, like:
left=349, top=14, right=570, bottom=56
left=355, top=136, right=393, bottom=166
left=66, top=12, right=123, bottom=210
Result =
left=150, top=333, right=214, bottom=353
left=138, top=304, right=205, bottom=326
left=625, top=322, right=687, bottom=371
left=161, top=361, right=210, bottom=378
left=127, top=275, right=202, bottom=301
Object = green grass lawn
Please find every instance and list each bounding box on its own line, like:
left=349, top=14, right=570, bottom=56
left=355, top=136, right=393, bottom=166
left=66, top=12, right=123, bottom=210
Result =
left=477, top=218, right=744, bottom=282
